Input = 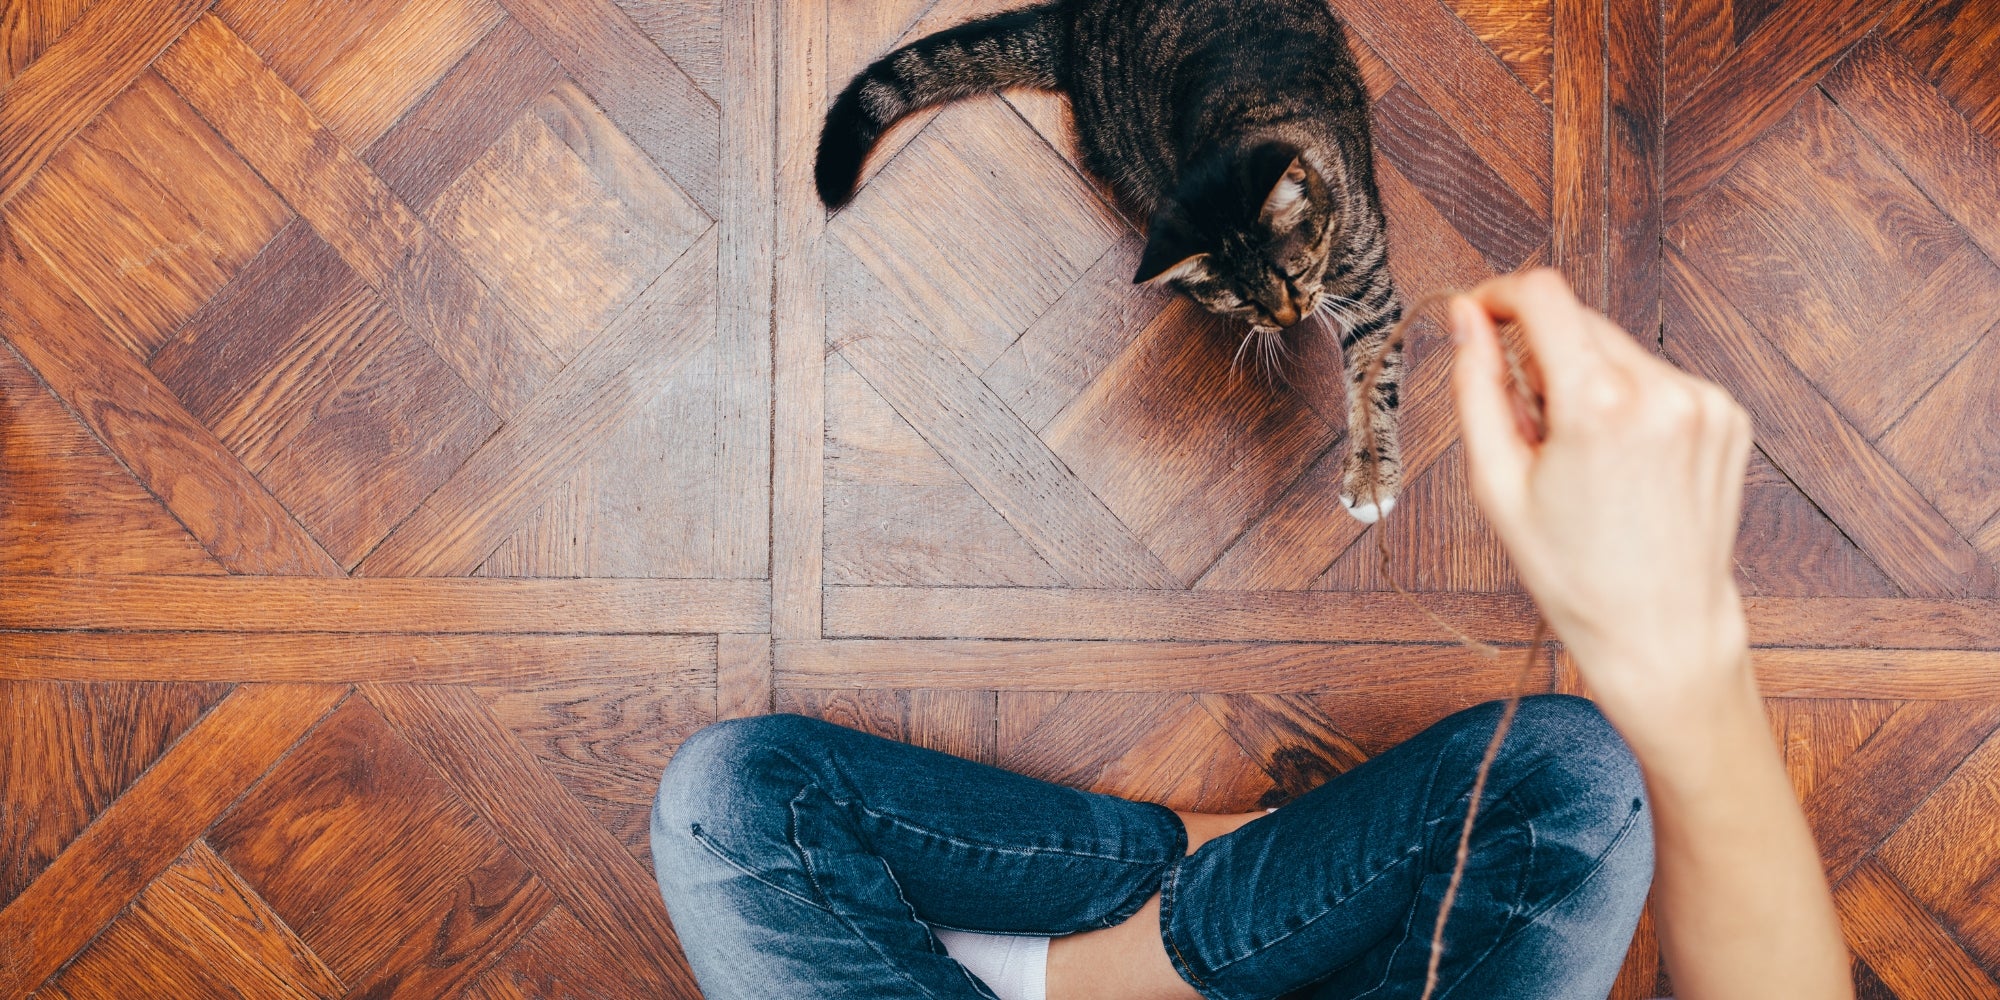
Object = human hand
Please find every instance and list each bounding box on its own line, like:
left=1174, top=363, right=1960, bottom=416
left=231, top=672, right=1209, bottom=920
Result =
left=1449, top=270, right=1755, bottom=750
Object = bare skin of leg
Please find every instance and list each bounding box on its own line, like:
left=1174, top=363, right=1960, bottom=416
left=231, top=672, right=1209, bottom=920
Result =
left=1046, top=810, right=1267, bottom=1000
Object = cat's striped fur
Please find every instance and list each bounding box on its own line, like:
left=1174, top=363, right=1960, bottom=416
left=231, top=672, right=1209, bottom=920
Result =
left=816, top=0, right=1404, bottom=521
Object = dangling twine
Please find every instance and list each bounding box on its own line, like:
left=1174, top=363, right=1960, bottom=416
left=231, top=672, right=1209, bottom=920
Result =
left=1351, top=292, right=1549, bottom=1000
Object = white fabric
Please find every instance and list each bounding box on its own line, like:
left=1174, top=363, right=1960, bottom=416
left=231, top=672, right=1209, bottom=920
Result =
left=930, top=928, right=1049, bottom=1000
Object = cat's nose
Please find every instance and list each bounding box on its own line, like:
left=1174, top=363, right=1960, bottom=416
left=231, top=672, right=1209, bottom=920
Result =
left=1272, top=298, right=1301, bottom=327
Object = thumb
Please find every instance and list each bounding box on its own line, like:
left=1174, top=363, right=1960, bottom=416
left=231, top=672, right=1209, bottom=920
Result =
left=1450, top=295, right=1533, bottom=517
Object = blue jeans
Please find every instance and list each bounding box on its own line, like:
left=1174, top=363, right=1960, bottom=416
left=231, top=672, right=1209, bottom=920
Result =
left=652, top=695, right=1653, bottom=999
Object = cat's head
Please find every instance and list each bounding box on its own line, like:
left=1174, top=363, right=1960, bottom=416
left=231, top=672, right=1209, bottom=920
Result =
left=1131, top=142, right=1338, bottom=329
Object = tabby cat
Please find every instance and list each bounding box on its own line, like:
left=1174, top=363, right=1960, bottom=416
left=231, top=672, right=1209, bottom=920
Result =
left=815, top=0, right=1405, bottom=521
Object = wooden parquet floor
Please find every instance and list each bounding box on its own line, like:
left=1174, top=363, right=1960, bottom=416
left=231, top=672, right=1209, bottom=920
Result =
left=1, top=0, right=1997, bottom=996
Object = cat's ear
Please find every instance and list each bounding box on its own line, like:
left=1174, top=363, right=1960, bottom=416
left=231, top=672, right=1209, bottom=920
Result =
left=1133, top=211, right=1208, bottom=284
left=1260, top=157, right=1312, bottom=231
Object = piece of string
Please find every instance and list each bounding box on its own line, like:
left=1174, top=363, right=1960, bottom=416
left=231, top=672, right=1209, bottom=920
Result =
left=1349, top=291, right=1549, bottom=1000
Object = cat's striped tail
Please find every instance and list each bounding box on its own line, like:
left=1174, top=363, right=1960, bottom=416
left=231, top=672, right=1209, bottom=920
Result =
left=815, top=4, right=1064, bottom=208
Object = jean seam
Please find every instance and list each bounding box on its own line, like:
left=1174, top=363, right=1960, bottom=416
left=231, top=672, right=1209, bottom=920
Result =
left=849, top=799, right=1183, bottom=865
left=788, top=786, right=976, bottom=1000
left=686, top=822, right=834, bottom=914
left=1158, top=861, right=1232, bottom=1000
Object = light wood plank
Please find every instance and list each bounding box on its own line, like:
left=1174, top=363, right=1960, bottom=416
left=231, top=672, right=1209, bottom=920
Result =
left=716, top=633, right=774, bottom=718
left=826, top=586, right=1537, bottom=642
left=358, top=229, right=718, bottom=576
left=497, top=0, right=720, bottom=215
left=772, top=0, right=829, bottom=638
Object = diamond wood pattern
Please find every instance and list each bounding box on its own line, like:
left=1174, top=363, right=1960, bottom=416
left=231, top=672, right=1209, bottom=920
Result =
left=2, top=0, right=1998, bottom=997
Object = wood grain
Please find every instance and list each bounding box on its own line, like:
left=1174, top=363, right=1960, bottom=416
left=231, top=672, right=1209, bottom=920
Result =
left=826, top=586, right=1540, bottom=643
left=0, top=681, right=227, bottom=907
left=778, top=688, right=999, bottom=763
left=0, top=220, right=340, bottom=576
left=357, top=228, right=718, bottom=575
left=0, top=633, right=717, bottom=684
left=498, top=0, right=720, bottom=215
left=0, top=683, right=346, bottom=997
left=1663, top=247, right=1995, bottom=598
left=1822, top=35, right=2000, bottom=276
left=771, top=0, right=829, bottom=638
left=838, top=292, right=1179, bottom=590
left=1334, top=0, right=1553, bottom=216
left=1836, top=859, right=2000, bottom=1000
left=1802, top=699, right=2000, bottom=882
left=779, top=639, right=1542, bottom=694
left=364, top=683, right=700, bottom=996
left=0, top=576, right=765, bottom=633
left=42, top=841, right=343, bottom=1000
left=0, top=0, right=212, bottom=207
left=156, top=14, right=559, bottom=417
left=716, top=633, right=774, bottom=719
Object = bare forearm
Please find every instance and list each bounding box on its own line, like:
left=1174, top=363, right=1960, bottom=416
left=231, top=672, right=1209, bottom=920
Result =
left=1623, top=661, right=1851, bottom=1000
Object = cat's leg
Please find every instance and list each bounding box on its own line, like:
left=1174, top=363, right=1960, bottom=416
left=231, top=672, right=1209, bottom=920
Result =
left=1337, top=294, right=1405, bottom=523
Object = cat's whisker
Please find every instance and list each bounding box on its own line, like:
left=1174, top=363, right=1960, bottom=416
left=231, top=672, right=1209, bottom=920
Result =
left=1231, top=327, right=1259, bottom=374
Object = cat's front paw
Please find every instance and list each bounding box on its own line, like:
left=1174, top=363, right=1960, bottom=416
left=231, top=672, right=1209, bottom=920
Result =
left=1338, top=439, right=1402, bottom=524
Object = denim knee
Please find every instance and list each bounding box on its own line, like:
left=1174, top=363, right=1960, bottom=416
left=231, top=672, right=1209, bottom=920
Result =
left=1483, top=695, right=1653, bottom=911
left=652, top=714, right=835, bottom=870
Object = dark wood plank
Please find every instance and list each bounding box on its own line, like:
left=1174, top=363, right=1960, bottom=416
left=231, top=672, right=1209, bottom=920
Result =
left=1663, top=247, right=1995, bottom=597
left=6, top=71, right=292, bottom=359
left=0, top=343, right=222, bottom=575
left=838, top=299, right=1179, bottom=590
left=363, top=17, right=565, bottom=214
left=0, top=220, right=341, bottom=575
left=996, top=691, right=1273, bottom=810
left=0, top=683, right=347, bottom=996
left=154, top=14, right=560, bottom=417
left=1605, top=0, right=1662, bottom=336
left=0, top=633, right=716, bottom=685
left=1196, top=693, right=1370, bottom=804
left=0, top=0, right=211, bottom=207
left=1755, top=650, right=2000, bottom=701
left=356, top=228, right=717, bottom=576
left=1823, top=35, right=2000, bottom=301
left=363, top=683, right=701, bottom=997
left=1374, top=82, right=1545, bottom=272
left=1551, top=0, right=1608, bottom=307
left=497, top=0, right=720, bottom=215
left=1663, top=0, right=1887, bottom=214
left=1038, top=297, right=1337, bottom=585
left=208, top=696, right=552, bottom=987
left=0, top=576, right=765, bottom=633
left=0, top=681, right=227, bottom=907
left=1334, top=0, right=1553, bottom=215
